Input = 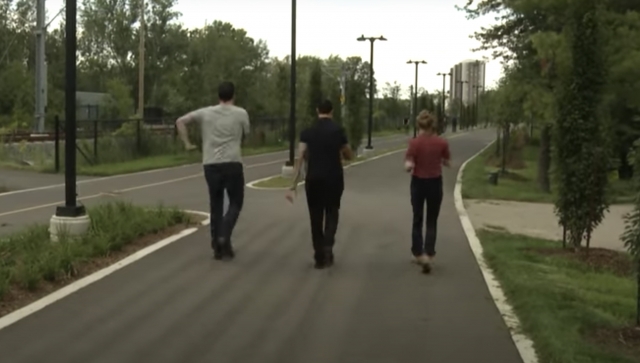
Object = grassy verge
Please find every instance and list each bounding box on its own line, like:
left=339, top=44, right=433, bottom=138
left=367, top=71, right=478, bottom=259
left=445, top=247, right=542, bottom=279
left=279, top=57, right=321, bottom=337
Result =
left=479, top=229, right=639, bottom=363
left=252, top=145, right=406, bottom=189
left=0, top=201, right=197, bottom=317
left=462, top=142, right=635, bottom=203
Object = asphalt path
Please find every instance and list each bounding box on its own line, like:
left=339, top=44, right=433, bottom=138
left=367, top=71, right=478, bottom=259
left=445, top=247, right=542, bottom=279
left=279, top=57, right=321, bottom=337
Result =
left=0, top=128, right=524, bottom=363
left=0, top=134, right=409, bottom=235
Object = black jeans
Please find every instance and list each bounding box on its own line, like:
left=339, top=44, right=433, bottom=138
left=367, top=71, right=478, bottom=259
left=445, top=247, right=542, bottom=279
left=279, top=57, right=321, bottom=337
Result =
left=410, top=175, right=443, bottom=257
left=203, top=162, right=245, bottom=250
left=305, top=177, right=344, bottom=262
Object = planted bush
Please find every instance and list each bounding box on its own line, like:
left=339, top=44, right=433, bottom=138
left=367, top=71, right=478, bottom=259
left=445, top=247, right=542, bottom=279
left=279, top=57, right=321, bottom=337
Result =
left=0, top=201, right=190, bottom=300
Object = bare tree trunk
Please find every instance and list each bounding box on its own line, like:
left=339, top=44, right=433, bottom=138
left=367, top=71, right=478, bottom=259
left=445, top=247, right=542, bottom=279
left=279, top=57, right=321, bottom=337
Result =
left=562, top=225, right=567, bottom=249
left=537, top=123, right=551, bottom=193
left=495, top=128, right=501, bottom=157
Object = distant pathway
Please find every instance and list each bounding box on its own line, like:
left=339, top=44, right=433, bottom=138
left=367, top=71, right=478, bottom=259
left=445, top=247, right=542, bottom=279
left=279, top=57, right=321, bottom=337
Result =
left=465, top=199, right=629, bottom=252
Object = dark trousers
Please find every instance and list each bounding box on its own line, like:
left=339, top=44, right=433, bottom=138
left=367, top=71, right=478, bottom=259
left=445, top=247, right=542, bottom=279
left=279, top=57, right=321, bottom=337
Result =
left=204, top=162, right=244, bottom=250
left=410, top=175, right=443, bottom=257
left=305, top=178, right=344, bottom=261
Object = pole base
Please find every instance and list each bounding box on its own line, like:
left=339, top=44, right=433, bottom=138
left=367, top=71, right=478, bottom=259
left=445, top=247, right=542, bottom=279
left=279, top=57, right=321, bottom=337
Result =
left=49, top=210, right=91, bottom=242
left=362, top=147, right=375, bottom=157
left=281, top=164, right=294, bottom=178
left=55, top=204, right=86, bottom=217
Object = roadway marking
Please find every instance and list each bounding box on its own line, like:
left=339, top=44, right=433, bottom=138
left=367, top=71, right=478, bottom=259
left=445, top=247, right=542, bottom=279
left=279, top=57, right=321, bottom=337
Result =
left=0, top=135, right=408, bottom=198
left=454, top=140, right=540, bottom=363
left=245, top=131, right=469, bottom=190
left=0, top=210, right=211, bottom=332
left=0, top=133, right=450, bottom=217
left=0, top=159, right=289, bottom=218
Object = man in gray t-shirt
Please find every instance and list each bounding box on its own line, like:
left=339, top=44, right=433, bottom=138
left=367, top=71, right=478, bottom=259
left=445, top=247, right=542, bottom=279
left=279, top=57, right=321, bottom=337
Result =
left=175, top=81, right=250, bottom=260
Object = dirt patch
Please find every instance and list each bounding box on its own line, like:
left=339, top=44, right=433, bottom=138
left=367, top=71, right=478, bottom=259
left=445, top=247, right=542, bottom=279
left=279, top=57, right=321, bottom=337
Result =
left=0, top=215, right=205, bottom=319
left=589, top=326, right=640, bottom=359
left=531, top=247, right=634, bottom=277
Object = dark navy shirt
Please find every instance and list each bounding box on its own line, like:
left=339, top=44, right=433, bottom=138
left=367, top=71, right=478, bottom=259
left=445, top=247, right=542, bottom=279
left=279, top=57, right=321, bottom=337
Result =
left=300, top=118, right=348, bottom=181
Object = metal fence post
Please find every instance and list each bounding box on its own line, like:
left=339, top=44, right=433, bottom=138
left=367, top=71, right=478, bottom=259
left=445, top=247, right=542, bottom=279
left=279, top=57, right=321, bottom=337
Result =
left=93, top=119, right=98, bottom=162
left=54, top=115, right=60, bottom=173
left=136, top=119, right=141, bottom=155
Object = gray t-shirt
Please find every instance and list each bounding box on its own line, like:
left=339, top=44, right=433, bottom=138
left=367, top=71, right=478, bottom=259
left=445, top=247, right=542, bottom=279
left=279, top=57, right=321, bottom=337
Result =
left=188, top=104, right=250, bottom=165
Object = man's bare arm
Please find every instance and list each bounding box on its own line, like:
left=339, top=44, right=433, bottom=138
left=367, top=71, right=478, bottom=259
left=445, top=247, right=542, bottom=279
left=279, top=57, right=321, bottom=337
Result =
left=290, top=143, right=307, bottom=190
left=341, top=144, right=354, bottom=161
left=175, top=112, right=197, bottom=148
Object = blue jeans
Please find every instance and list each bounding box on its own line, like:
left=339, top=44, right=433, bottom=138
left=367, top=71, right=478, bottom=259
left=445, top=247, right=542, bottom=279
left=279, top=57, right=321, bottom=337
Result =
left=203, top=162, right=244, bottom=251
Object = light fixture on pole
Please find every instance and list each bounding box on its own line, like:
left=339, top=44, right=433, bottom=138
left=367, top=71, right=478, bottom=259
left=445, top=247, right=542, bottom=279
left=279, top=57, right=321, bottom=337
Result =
left=357, top=35, right=387, bottom=151
left=407, top=60, right=427, bottom=138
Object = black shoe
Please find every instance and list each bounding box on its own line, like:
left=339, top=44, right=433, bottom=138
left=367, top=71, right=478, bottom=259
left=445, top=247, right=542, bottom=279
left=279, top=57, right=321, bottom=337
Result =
left=213, top=246, right=224, bottom=260
left=325, top=252, right=334, bottom=267
left=221, top=245, right=235, bottom=261
left=314, top=260, right=326, bottom=269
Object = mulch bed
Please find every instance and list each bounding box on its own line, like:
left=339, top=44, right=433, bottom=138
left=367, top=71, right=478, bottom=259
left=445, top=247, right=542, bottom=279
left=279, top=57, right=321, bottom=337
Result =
left=0, top=216, right=205, bottom=319
left=590, top=326, right=640, bottom=359
left=530, top=247, right=635, bottom=277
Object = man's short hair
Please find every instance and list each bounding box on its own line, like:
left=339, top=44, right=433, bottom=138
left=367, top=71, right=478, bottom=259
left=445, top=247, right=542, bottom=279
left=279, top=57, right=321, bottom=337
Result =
left=218, top=81, right=235, bottom=102
left=317, top=99, right=333, bottom=114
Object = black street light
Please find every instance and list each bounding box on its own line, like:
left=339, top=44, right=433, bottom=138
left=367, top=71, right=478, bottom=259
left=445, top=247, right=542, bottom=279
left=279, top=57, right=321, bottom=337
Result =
left=473, top=84, right=483, bottom=128
left=55, top=0, right=85, bottom=218
left=287, top=0, right=296, bottom=167
left=436, top=72, right=451, bottom=134
left=455, top=80, right=468, bottom=131
left=407, top=60, right=427, bottom=138
left=358, top=35, right=387, bottom=150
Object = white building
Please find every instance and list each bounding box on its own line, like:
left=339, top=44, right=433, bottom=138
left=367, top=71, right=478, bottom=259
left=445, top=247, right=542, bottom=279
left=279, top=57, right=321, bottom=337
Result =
left=449, top=60, right=486, bottom=107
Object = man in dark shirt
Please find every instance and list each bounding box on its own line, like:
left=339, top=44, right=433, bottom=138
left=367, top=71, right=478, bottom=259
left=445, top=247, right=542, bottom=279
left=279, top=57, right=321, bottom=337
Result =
left=286, top=99, right=353, bottom=269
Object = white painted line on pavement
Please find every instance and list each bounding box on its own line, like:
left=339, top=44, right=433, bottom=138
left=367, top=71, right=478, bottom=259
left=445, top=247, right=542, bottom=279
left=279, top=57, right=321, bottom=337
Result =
left=0, top=159, right=288, bottom=218
left=245, top=131, right=469, bottom=190
left=0, top=135, right=408, bottom=198
left=0, top=210, right=210, bottom=332
left=454, top=141, right=540, bottom=363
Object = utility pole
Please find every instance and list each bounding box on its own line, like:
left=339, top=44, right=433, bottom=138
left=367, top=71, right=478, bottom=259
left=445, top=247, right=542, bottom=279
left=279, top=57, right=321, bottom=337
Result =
left=357, top=35, right=387, bottom=151
left=407, top=60, right=427, bottom=137
left=137, top=0, right=145, bottom=118
left=437, top=72, right=451, bottom=134
left=34, top=0, right=47, bottom=133
left=287, top=0, right=296, bottom=168
left=321, top=65, right=347, bottom=123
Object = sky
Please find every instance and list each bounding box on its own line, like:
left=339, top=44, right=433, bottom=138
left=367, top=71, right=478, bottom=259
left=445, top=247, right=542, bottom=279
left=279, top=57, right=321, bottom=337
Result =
left=46, top=0, right=503, bottom=98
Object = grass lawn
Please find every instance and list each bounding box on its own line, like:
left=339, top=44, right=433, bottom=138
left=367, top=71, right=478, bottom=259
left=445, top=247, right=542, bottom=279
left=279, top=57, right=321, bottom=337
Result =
left=0, top=201, right=195, bottom=317
left=479, top=230, right=639, bottom=363
left=252, top=145, right=406, bottom=189
left=462, top=142, right=635, bottom=204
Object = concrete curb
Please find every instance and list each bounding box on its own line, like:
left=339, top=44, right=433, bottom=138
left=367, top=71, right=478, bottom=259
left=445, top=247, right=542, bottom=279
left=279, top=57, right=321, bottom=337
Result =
left=453, top=141, right=539, bottom=363
left=0, top=209, right=210, bottom=332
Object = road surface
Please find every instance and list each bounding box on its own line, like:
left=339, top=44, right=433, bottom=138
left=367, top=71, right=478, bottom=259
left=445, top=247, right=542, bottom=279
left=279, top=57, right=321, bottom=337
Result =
left=0, top=129, right=524, bottom=363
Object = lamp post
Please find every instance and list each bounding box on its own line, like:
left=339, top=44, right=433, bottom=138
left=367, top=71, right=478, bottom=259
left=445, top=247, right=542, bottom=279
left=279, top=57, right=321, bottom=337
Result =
left=474, top=84, right=483, bottom=128
left=321, top=65, right=348, bottom=123
left=287, top=0, right=296, bottom=168
left=407, top=60, right=427, bottom=138
left=357, top=35, right=387, bottom=151
left=456, top=80, right=468, bottom=131
left=50, top=0, right=90, bottom=241
left=436, top=72, right=451, bottom=134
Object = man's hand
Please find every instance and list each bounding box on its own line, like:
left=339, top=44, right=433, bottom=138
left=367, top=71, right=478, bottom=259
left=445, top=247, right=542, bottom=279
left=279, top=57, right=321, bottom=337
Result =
left=185, top=142, right=197, bottom=151
left=285, top=188, right=297, bottom=203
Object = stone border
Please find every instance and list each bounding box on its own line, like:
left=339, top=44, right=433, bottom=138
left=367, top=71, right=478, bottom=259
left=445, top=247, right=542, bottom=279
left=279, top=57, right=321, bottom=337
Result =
left=0, top=210, right=210, bottom=332
left=454, top=141, right=540, bottom=363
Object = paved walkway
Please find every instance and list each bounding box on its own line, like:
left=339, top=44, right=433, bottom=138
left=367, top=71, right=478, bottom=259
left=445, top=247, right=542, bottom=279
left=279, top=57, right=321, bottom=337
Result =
left=0, top=129, right=523, bottom=363
left=465, top=199, right=630, bottom=252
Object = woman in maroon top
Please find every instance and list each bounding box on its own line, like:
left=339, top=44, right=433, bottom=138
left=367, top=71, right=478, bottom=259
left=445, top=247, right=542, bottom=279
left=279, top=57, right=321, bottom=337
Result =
left=404, top=110, right=451, bottom=273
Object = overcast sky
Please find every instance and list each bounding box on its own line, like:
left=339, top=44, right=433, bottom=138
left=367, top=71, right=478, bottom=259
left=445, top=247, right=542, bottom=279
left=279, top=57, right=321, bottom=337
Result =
left=46, top=0, right=503, bottom=97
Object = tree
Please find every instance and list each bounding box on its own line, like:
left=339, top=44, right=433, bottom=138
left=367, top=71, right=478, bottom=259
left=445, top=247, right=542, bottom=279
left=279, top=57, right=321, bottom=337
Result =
left=307, top=60, right=323, bottom=125
left=621, top=137, right=640, bottom=327
left=554, top=0, right=609, bottom=251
